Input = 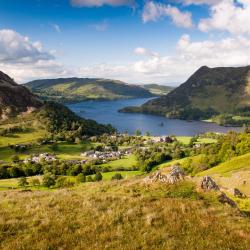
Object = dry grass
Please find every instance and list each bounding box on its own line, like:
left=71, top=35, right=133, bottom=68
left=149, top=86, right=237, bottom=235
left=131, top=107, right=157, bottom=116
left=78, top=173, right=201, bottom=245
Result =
left=0, top=179, right=250, bottom=250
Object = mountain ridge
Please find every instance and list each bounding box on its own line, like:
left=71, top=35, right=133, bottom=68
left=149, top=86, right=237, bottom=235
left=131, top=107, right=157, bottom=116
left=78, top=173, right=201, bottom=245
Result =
left=0, top=71, right=114, bottom=136
left=120, top=65, right=250, bottom=122
left=24, top=77, right=155, bottom=103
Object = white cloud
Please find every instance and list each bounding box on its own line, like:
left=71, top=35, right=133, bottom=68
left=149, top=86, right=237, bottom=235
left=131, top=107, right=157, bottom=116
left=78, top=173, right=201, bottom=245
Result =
left=182, top=0, right=222, bottom=5
left=142, top=1, right=193, bottom=28
left=132, top=34, right=250, bottom=82
left=78, top=34, right=250, bottom=84
left=70, top=0, right=135, bottom=7
left=0, top=29, right=71, bottom=83
left=52, top=24, right=61, bottom=33
left=90, top=20, right=109, bottom=31
left=0, top=29, right=53, bottom=63
left=134, top=47, right=159, bottom=57
left=199, top=0, right=250, bottom=35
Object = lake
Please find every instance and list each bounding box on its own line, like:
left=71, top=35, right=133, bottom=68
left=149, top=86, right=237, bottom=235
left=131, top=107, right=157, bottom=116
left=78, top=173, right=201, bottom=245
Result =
left=67, top=98, right=242, bottom=136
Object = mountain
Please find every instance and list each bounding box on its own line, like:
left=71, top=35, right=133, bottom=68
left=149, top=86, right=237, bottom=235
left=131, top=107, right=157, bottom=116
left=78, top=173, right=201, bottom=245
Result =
left=121, top=66, right=250, bottom=121
left=140, top=84, right=175, bottom=96
left=0, top=71, right=43, bottom=120
left=0, top=71, right=114, bottom=136
left=24, top=78, right=154, bottom=103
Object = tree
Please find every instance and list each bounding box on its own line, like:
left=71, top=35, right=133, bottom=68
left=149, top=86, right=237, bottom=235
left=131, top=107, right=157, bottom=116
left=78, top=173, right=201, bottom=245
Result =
left=42, top=172, right=56, bottom=188
left=95, top=172, right=103, bottom=182
left=77, top=173, right=86, bottom=183
left=31, top=178, right=40, bottom=186
left=11, top=155, right=20, bottom=163
left=18, top=177, right=29, bottom=188
left=111, top=173, right=123, bottom=180
left=135, top=130, right=142, bottom=136
left=86, top=176, right=94, bottom=182
left=55, top=176, right=75, bottom=188
left=145, top=131, right=151, bottom=137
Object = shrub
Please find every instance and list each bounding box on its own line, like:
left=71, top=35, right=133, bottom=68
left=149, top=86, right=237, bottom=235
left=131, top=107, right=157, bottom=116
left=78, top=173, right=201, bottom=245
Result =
left=30, top=178, right=40, bottom=186
left=18, top=177, right=29, bottom=188
left=76, top=173, right=86, bottom=183
left=95, top=172, right=103, bottom=182
left=165, top=181, right=200, bottom=200
left=55, top=176, right=75, bottom=188
left=42, top=172, right=56, bottom=188
left=86, top=176, right=94, bottom=182
left=11, top=155, right=20, bottom=163
left=111, top=173, right=123, bottom=181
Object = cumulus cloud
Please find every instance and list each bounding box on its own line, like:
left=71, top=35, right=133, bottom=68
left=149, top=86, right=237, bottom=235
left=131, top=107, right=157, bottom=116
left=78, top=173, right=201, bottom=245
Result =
left=134, top=47, right=159, bottom=57
left=0, top=29, right=71, bottom=83
left=78, top=34, right=250, bottom=84
left=198, top=0, right=250, bottom=35
left=182, top=0, right=222, bottom=5
left=0, top=29, right=53, bottom=63
left=132, top=34, right=250, bottom=82
left=70, top=0, right=135, bottom=7
left=142, top=1, right=193, bottom=28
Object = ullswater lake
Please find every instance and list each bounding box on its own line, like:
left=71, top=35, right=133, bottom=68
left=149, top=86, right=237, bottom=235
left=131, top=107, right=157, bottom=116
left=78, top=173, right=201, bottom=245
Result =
left=68, top=98, right=242, bottom=136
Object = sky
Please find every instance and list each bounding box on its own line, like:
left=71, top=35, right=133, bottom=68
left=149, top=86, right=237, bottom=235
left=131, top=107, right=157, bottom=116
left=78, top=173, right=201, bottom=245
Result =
left=0, top=0, right=250, bottom=85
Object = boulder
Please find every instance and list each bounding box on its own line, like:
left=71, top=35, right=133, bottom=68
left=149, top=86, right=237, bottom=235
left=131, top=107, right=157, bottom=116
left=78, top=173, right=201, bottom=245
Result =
left=233, top=188, right=247, bottom=198
left=200, top=176, right=220, bottom=191
left=218, top=192, right=237, bottom=208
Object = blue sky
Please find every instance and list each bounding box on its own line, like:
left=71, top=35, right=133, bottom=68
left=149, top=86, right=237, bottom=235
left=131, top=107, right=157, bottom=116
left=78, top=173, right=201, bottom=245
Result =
left=0, top=0, right=250, bottom=84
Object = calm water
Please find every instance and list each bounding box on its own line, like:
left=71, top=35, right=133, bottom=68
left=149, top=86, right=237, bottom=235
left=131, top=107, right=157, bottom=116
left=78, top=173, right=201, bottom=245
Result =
left=67, top=98, right=242, bottom=136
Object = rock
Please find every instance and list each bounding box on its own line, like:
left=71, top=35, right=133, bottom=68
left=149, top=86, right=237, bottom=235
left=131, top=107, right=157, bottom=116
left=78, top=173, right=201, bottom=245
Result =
left=144, top=165, right=185, bottom=184
left=233, top=188, right=247, bottom=198
left=218, top=192, right=237, bottom=208
left=200, top=176, right=220, bottom=191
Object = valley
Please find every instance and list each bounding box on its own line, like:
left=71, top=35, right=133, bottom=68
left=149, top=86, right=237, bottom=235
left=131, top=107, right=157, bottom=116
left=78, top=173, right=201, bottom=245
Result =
left=0, top=70, right=250, bottom=249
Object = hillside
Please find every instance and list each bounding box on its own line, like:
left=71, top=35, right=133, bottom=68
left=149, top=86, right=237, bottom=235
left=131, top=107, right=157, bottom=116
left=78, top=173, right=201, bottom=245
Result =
left=0, top=178, right=250, bottom=249
left=0, top=71, right=114, bottom=137
left=24, top=78, right=154, bottom=103
left=0, top=71, right=43, bottom=120
left=121, top=66, right=250, bottom=122
left=140, top=84, right=175, bottom=96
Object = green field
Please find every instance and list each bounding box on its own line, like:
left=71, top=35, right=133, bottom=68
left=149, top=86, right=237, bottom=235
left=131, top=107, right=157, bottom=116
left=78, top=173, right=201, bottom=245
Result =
left=0, top=171, right=141, bottom=190
left=99, top=154, right=138, bottom=169
left=0, top=140, right=93, bottom=162
left=91, top=171, right=142, bottom=181
left=176, top=136, right=217, bottom=145
left=0, top=129, right=46, bottom=147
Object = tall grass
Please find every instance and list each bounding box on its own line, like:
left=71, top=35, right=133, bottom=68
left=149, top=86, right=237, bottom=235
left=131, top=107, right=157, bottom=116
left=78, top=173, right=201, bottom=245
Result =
left=0, top=180, right=249, bottom=250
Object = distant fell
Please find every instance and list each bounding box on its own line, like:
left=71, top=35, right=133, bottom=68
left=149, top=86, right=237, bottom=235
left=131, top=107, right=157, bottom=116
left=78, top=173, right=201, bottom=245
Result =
left=24, top=78, right=154, bottom=103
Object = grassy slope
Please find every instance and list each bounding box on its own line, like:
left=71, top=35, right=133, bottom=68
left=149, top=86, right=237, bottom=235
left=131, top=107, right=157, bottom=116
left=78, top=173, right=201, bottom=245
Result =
left=198, top=153, right=250, bottom=176
left=25, top=79, right=154, bottom=102
left=0, top=180, right=249, bottom=250
left=99, top=154, right=137, bottom=169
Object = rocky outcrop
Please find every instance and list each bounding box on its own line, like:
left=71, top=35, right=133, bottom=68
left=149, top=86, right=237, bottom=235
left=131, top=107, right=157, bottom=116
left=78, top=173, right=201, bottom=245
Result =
left=144, top=166, right=185, bottom=184
left=200, top=176, right=239, bottom=208
left=233, top=188, right=247, bottom=198
left=200, top=176, right=220, bottom=191
left=218, top=192, right=238, bottom=208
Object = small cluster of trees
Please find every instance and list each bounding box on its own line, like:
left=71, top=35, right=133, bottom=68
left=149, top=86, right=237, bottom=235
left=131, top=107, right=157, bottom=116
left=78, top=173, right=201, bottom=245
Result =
left=182, top=131, right=250, bottom=175
left=135, top=141, right=187, bottom=172
left=0, top=126, right=30, bottom=136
